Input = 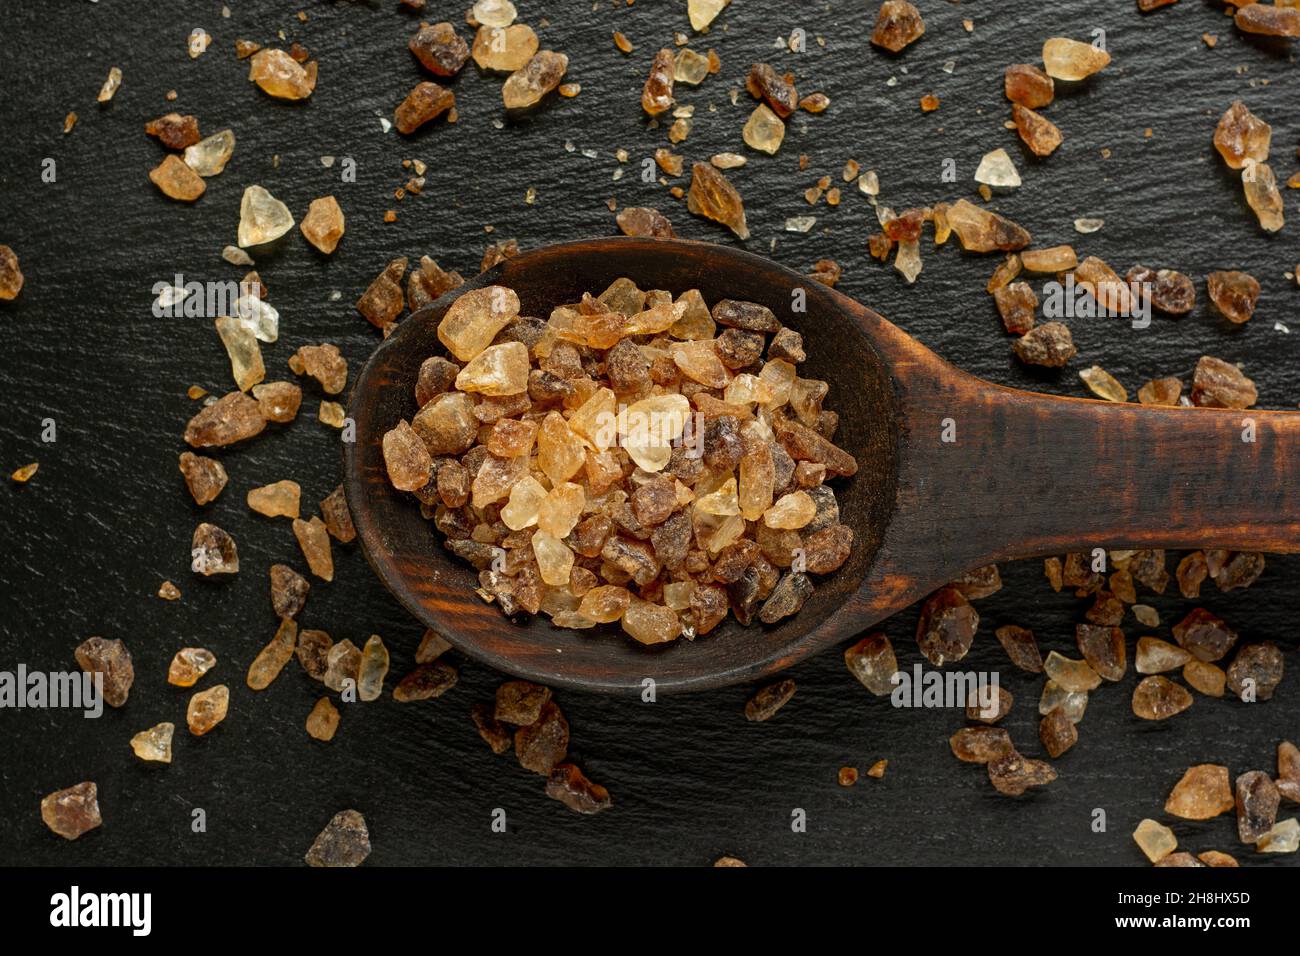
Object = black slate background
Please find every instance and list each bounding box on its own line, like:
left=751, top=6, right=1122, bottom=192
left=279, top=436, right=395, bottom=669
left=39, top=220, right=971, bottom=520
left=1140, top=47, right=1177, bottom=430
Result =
left=1, top=0, right=1298, bottom=867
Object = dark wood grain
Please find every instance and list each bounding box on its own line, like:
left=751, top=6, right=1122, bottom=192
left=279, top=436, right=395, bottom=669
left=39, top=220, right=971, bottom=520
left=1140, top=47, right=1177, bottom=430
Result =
left=845, top=293, right=1300, bottom=634
left=346, top=237, right=1300, bottom=694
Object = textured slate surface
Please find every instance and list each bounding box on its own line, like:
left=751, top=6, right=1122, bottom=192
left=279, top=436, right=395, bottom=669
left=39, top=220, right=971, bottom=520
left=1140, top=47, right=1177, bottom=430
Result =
left=1, top=0, right=1297, bottom=866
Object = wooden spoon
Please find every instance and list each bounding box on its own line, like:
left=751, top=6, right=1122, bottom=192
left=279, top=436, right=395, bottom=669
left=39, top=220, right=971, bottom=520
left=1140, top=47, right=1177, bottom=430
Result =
left=343, top=237, right=1300, bottom=694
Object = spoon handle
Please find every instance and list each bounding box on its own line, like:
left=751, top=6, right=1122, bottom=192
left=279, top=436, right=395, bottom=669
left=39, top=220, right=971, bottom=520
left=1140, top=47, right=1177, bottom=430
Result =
left=850, top=299, right=1300, bottom=602
left=927, top=384, right=1300, bottom=561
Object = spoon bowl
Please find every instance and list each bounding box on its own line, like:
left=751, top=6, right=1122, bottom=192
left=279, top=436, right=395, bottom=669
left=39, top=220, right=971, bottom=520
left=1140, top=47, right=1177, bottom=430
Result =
left=343, top=237, right=1300, bottom=693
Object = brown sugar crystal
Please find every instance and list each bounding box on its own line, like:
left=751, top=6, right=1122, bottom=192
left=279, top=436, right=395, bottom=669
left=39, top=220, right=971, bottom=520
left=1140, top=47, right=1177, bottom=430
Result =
left=988, top=750, right=1057, bottom=796
left=996, top=625, right=1043, bottom=673
left=1041, top=37, right=1110, bottom=81
left=320, top=485, right=356, bottom=543
left=870, top=1, right=925, bottom=53
left=1127, top=265, right=1194, bottom=315
left=393, top=662, right=458, bottom=701
left=144, top=112, right=200, bottom=149
left=192, top=522, right=239, bottom=575
left=306, top=697, right=340, bottom=741
left=616, top=206, right=675, bottom=239
left=41, top=782, right=102, bottom=840
left=1176, top=551, right=1209, bottom=598
left=394, top=82, right=455, bottom=134
left=187, top=684, right=230, bottom=735
left=945, top=199, right=1030, bottom=252
left=248, top=49, right=316, bottom=100
left=1132, top=676, right=1193, bottom=720
left=473, top=24, right=538, bottom=72
left=1236, top=771, right=1280, bottom=844
left=1214, top=101, right=1271, bottom=170
left=845, top=633, right=899, bottom=695
left=1166, top=764, right=1234, bottom=820
left=1136, top=637, right=1190, bottom=675
left=409, top=22, right=469, bottom=76
left=1276, top=741, right=1300, bottom=804
left=502, top=51, right=568, bottom=109
left=252, top=381, right=302, bottom=423
left=745, top=678, right=797, bottom=721
left=1011, top=104, right=1062, bottom=158
left=1184, top=659, right=1226, bottom=698
left=1226, top=642, right=1284, bottom=701
left=687, top=163, right=749, bottom=239
left=297, top=630, right=333, bottom=681
left=1004, top=63, right=1053, bottom=108
left=1020, top=245, right=1077, bottom=273
left=966, top=685, right=1012, bottom=724
left=495, top=680, right=552, bottom=725
left=746, top=63, right=797, bottom=117
left=994, top=281, right=1037, bottom=334
left=545, top=764, right=612, bottom=814
left=408, top=258, right=465, bottom=313
left=1039, top=707, right=1077, bottom=758
left=293, top=516, right=334, bottom=581
left=305, top=810, right=371, bottom=867
left=149, top=155, right=206, bottom=201
left=1242, top=163, right=1284, bottom=232
left=1213, top=551, right=1265, bottom=592
left=1235, top=4, right=1300, bottom=38
left=248, top=480, right=300, bottom=519
left=515, top=700, right=569, bottom=774
left=1172, top=607, right=1238, bottom=661
left=0, top=244, right=23, bottom=300
left=247, top=619, right=298, bottom=691
left=178, top=451, right=227, bottom=505
left=1206, top=270, right=1260, bottom=325
left=184, top=391, right=266, bottom=447
left=1191, top=356, right=1255, bottom=409
left=1012, top=322, right=1075, bottom=367
left=270, top=564, right=310, bottom=619
left=301, top=196, right=345, bottom=254
left=75, top=636, right=133, bottom=707
left=915, top=587, right=977, bottom=666
left=1076, top=624, right=1126, bottom=681
left=642, top=48, right=676, bottom=115
left=471, top=702, right=513, bottom=754
left=950, top=727, right=1013, bottom=763
left=289, top=343, right=348, bottom=394
left=168, top=647, right=216, bottom=687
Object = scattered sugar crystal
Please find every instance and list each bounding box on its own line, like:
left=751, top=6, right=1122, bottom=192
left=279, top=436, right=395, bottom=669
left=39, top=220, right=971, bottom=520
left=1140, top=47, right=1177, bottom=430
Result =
left=187, top=684, right=229, bottom=735
left=168, top=647, right=216, bottom=687
left=357, top=635, right=389, bottom=702
left=40, top=782, right=102, bottom=840
left=237, top=185, right=294, bottom=247
left=975, top=148, right=1020, bottom=187
left=184, top=129, right=235, bottom=177
left=305, top=810, right=370, bottom=867
left=187, top=27, right=211, bottom=59
left=130, top=723, right=174, bottom=763
left=214, top=315, right=264, bottom=392
left=97, top=66, right=122, bottom=103
left=192, top=522, right=239, bottom=575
